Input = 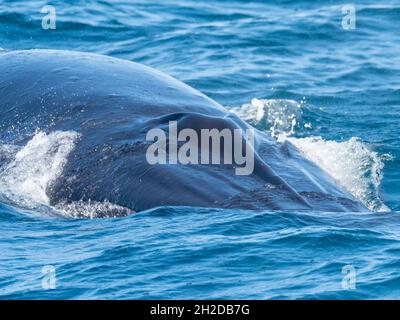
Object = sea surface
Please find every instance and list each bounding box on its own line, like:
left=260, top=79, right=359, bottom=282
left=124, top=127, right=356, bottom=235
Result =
left=1, top=0, right=400, bottom=299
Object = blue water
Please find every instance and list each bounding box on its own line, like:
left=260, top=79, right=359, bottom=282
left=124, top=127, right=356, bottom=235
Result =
left=1, top=0, right=400, bottom=299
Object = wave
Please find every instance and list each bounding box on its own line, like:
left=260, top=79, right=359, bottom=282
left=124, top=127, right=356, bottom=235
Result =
left=229, top=98, right=391, bottom=212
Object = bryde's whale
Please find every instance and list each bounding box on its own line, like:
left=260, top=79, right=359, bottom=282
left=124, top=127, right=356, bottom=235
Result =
left=0, top=50, right=366, bottom=215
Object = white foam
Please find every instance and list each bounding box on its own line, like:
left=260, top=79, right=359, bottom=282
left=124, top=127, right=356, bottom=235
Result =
left=0, top=130, right=134, bottom=218
left=54, top=200, right=133, bottom=219
left=0, top=144, right=20, bottom=163
left=230, top=98, right=391, bottom=212
left=288, top=136, right=390, bottom=212
left=0, top=130, right=80, bottom=209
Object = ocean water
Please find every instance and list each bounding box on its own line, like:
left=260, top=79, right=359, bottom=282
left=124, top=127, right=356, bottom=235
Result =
left=0, top=0, right=400, bottom=299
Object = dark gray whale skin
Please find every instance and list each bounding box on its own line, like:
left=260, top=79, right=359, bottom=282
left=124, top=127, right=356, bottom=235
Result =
left=0, top=50, right=367, bottom=213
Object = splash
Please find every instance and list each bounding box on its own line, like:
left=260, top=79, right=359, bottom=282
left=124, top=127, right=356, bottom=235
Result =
left=55, top=200, right=133, bottom=219
left=231, top=98, right=391, bottom=212
left=0, top=144, right=19, bottom=164
left=288, top=137, right=390, bottom=212
left=0, top=130, right=80, bottom=209
left=0, top=130, right=133, bottom=218
left=230, top=98, right=307, bottom=138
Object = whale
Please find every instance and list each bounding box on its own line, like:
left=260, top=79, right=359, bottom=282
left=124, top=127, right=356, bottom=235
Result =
left=0, top=50, right=367, bottom=215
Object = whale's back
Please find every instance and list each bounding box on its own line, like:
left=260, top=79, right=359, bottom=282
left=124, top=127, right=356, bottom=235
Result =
left=0, top=50, right=367, bottom=214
